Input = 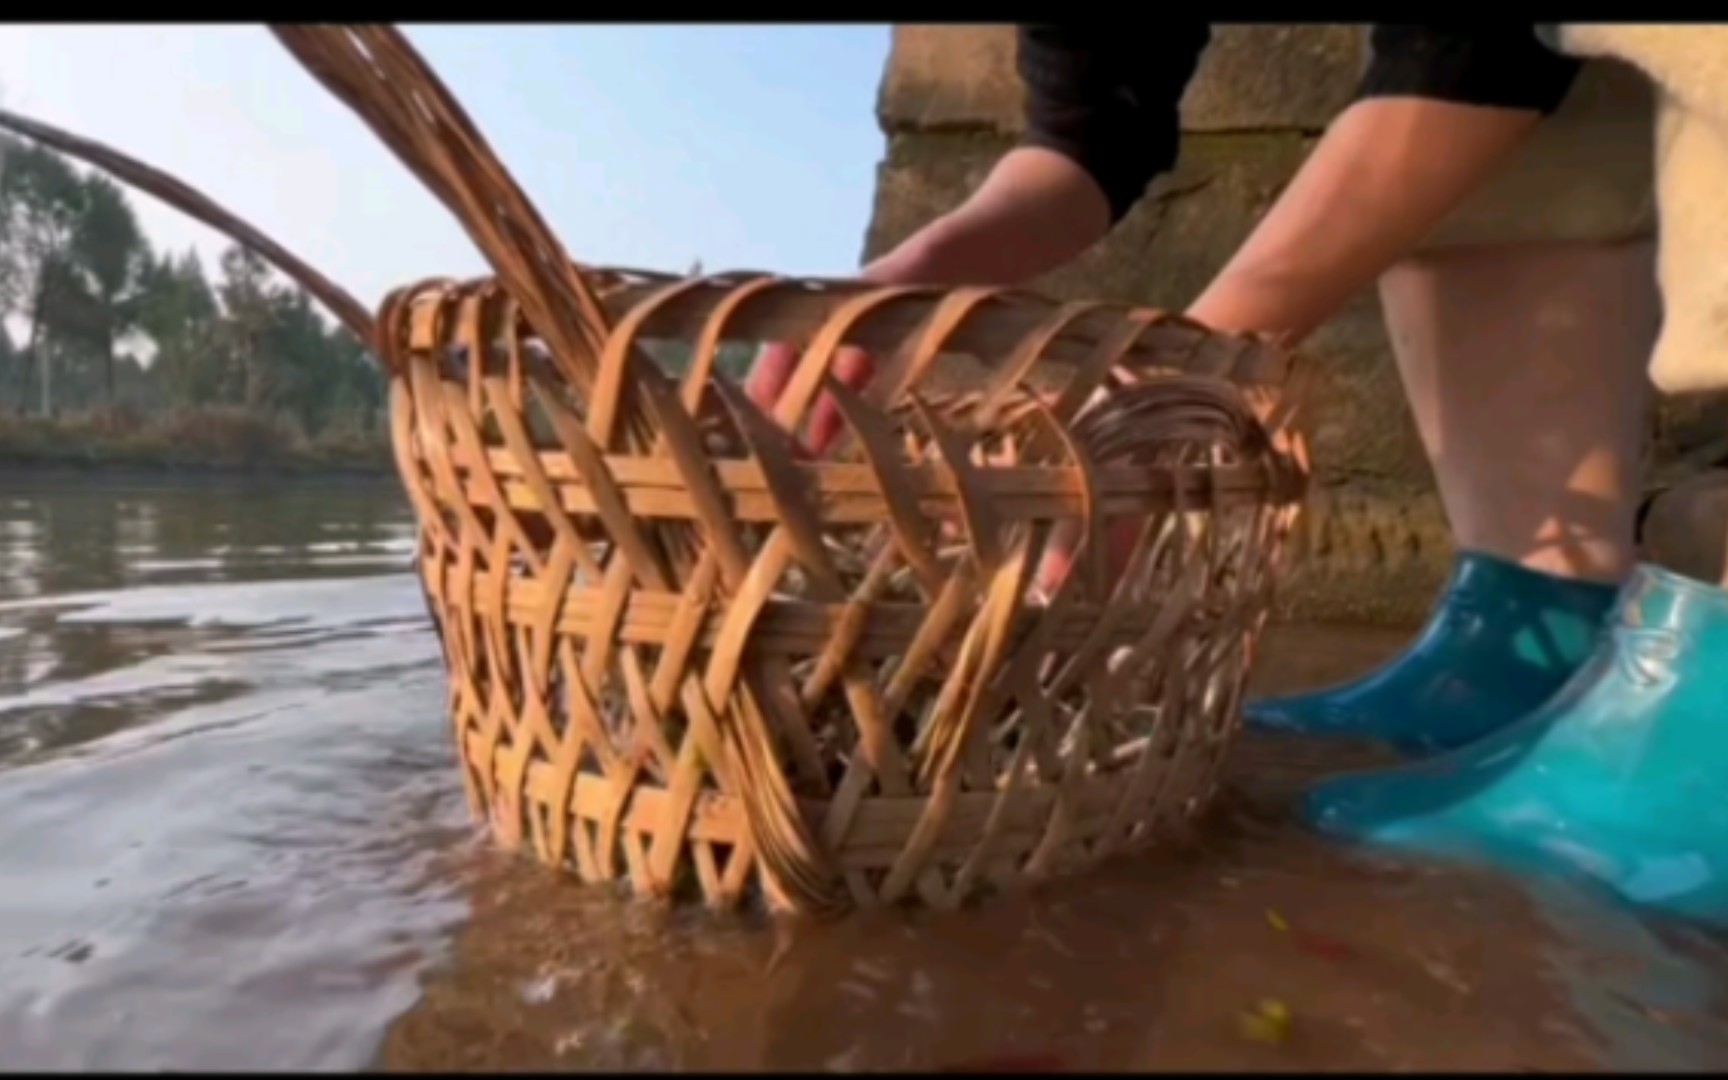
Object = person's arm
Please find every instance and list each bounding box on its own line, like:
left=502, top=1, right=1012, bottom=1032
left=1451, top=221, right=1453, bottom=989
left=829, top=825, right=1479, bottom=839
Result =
left=749, top=22, right=1209, bottom=451
left=862, top=146, right=1110, bottom=285
left=865, top=22, right=1211, bottom=286
left=1189, top=24, right=1582, bottom=342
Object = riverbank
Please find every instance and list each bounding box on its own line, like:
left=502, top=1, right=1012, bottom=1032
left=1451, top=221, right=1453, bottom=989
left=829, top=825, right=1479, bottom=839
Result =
left=0, top=408, right=394, bottom=481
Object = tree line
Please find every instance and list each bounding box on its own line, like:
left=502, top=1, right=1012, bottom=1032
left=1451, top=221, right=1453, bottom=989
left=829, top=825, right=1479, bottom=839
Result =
left=0, top=133, right=384, bottom=441
left=0, top=136, right=779, bottom=472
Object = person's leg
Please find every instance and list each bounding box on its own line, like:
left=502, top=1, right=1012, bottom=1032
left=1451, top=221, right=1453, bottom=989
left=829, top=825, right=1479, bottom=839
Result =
left=1297, top=269, right=1728, bottom=919
left=1383, top=239, right=1656, bottom=582
left=1293, top=25, right=1728, bottom=928
left=1247, top=238, right=1659, bottom=755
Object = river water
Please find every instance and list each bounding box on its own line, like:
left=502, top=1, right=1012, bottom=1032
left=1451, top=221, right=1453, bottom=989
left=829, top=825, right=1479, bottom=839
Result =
left=3, top=476, right=1728, bottom=1070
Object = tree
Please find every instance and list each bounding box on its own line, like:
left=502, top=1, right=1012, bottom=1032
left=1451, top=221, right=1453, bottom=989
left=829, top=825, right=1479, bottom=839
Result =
left=0, top=137, right=389, bottom=451
left=135, top=249, right=225, bottom=406
left=0, top=142, right=87, bottom=415
left=215, top=244, right=279, bottom=409
left=0, top=322, right=17, bottom=403
left=68, top=174, right=148, bottom=407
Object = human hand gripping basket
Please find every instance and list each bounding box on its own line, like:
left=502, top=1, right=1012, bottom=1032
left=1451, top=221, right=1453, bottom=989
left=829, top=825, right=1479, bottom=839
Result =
left=0, top=25, right=1310, bottom=916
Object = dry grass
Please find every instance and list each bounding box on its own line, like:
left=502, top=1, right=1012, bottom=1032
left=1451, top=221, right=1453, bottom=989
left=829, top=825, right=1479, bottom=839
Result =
left=0, top=405, right=393, bottom=475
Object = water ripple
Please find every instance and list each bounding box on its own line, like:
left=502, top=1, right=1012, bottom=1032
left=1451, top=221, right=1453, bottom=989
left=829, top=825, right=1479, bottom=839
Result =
left=0, top=481, right=472, bottom=1070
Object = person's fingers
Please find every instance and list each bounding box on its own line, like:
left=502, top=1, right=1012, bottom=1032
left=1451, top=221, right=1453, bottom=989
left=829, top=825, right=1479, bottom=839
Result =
left=743, top=340, right=801, bottom=412
left=745, top=341, right=878, bottom=457
left=1036, top=519, right=1083, bottom=595
left=1035, top=516, right=1146, bottom=596
left=751, top=343, right=1146, bottom=592
left=804, top=345, right=875, bottom=456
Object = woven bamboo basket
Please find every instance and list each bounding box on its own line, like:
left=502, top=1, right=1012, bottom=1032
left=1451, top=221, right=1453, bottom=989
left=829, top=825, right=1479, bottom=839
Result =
left=0, top=25, right=1310, bottom=916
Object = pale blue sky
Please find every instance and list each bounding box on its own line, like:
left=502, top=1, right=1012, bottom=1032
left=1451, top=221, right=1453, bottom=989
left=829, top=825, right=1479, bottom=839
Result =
left=0, top=24, right=892, bottom=308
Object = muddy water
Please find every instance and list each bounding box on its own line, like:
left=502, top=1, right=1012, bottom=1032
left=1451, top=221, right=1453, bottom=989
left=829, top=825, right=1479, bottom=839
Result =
left=3, top=478, right=1728, bottom=1071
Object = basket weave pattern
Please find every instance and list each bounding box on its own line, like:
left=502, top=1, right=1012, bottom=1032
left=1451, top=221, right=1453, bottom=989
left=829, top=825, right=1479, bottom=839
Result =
left=383, top=269, right=1307, bottom=914
left=0, top=26, right=1310, bottom=915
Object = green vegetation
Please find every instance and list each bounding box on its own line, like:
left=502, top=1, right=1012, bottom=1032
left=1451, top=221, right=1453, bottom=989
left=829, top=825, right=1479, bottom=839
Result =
left=0, top=133, right=390, bottom=474
left=0, top=141, right=779, bottom=477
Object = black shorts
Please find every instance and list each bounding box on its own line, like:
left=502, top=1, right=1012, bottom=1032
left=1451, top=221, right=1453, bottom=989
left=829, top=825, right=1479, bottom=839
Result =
left=1017, top=23, right=1581, bottom=224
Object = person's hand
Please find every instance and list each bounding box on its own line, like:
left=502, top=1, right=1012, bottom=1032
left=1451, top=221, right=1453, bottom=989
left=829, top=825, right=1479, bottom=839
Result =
left=743, top=324, right=1142, bottom=598
left=740, top=274, right=1135, bottom=595
left=740, top=142, right=1116, bottom=585
left=744, top=146, right=1113, bottom=457
left=742, top=339, right=876, bottom=459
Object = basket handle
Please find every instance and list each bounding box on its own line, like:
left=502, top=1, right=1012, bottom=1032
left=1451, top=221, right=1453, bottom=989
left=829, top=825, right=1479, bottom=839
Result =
left=268, top=26, right=622, bottom=409
left=0, top=106, right=377, bottom=349
left=0, top=26, right=646, bottom=430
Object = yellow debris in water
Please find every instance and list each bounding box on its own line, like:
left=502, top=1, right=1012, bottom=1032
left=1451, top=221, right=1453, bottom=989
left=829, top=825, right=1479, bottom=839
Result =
left=1266, top=908, right=1289, bottom=932
left=1238, top=998, right=1293, bottom=1045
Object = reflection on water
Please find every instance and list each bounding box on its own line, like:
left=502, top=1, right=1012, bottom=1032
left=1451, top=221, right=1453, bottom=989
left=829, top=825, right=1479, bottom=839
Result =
left=0, top=477, right=470, bottom=1070
left=2, top=475, right=1728, bottom=1070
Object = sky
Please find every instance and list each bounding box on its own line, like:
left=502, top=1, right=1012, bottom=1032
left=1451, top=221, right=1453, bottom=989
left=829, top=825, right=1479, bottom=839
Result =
left=0, top=24, right=893, bottom=312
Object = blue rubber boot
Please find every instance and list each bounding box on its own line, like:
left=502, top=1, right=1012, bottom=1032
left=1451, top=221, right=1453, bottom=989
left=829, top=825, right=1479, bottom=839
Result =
left=1307, top=564, right=1728, bottom=924
left=1246, top=550, right=1620, bottom=756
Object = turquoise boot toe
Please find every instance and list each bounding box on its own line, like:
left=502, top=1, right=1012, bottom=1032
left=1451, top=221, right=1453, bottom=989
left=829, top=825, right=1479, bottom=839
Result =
left=1246, top=550, right=1619, bottom=756
left=1306, top=564, right=1728, bottom=924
